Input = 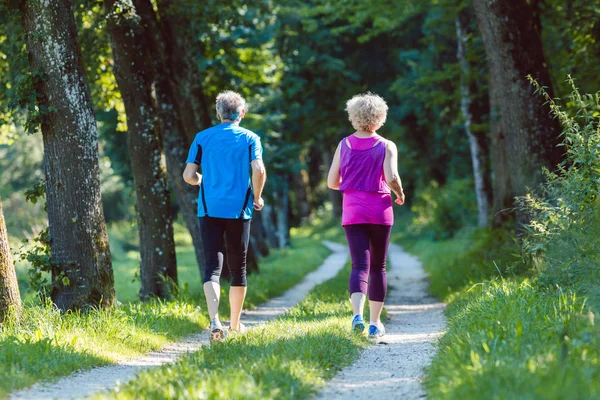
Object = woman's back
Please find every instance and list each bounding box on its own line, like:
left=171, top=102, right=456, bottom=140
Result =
left=339, top=134, right=392, bottom=226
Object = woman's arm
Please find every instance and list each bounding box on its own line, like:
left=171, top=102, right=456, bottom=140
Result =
left=327, top=142, right=342, bottom=190
left=383, top=141, right=405, bottom=205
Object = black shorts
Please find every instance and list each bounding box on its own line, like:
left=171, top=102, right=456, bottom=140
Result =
left=199, top=217, right=251, bottom=286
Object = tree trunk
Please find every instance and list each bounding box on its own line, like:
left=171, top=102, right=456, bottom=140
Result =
left=249, top=212, right=270, bottom=258
left=456, top=13, right=492, bottom=228
left=273, top=179, right=290, bottom=249
left=156, top=0, right=213, bottom=141
left=21, top=0, right=115, bottom=311
left=105, top=0, right=177, bottom=299
left=292, top=168, right=311, bottom=225
left=472, top=0, right=563, bottom=226
left=261, top=205, right=279, bottom=249
left=133, top=0, right=205, bottom=277
left=0, top=198, right=22, bottom=321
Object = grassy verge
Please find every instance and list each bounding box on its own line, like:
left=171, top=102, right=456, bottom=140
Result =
left=1, top=223, right=330, bottom=398
left=411, top=232, right=600, bottom=399
left=98, top=261, right=369, bottom=400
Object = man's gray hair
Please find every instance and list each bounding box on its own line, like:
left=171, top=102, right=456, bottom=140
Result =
left=216, top=90, right=246, bottom=121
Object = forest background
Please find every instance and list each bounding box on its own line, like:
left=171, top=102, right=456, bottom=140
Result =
left=1, top=0, right=600, bottom=397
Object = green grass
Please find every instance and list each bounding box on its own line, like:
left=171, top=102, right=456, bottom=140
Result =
left=98, top=260, right=369, bottom=400
left=0, top=222, right=330, bottom=398
left=410, top=232, right=600, bottom=400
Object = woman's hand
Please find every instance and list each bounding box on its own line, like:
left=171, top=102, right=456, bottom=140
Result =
left=394, top=191, right=405, bottom=205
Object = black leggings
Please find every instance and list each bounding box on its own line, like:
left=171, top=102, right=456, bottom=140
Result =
left=199, top=217, right=251, bottom=286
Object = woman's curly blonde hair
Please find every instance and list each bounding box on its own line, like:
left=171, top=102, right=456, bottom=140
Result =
left=345, top=92, right=388, bottom=132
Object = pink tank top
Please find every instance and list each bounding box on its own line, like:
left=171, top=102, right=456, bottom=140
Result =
left=339, top=135, right=393, bottom=226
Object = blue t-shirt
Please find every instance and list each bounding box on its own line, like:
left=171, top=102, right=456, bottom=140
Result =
left=186, top=122, right=262, bottom=219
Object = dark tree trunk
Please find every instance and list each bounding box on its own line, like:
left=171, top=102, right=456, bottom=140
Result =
left=292, top=168, right=311, bottom=225
left=273, top=179, right=290, bottom=249
left=133, top=0, right=205, bottom=276
left=0, top=198, right=21, bottom=321
left=105, top=0, right=177, bottom=299
left=249, top=212, right=270, bottom=258
left=261, top=205, right=280, bottom=249
left=472, top=0, right=563, bottom=225
left=456, top=12, right=493, bottom=228
left=156, top=0, right=213, bottom=141
left=489, top=73, right=513, bottom=226
left=21, top=0, right=115, bottom=311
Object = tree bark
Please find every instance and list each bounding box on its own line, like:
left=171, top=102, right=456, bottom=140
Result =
left=456, top=13, right=492, bottom=228
left=323, top=149, right=343, bottom=220
left=0, top=198, right=22, bottom=321
left=21, top=0, right=115, bottom=311
left=156, top=0, right=213, bottom=141
left=133, top=0, right=205, bottom=277
left=105, top=0, right=177, bottom=299
left=472, top=0, right=563, bottom=225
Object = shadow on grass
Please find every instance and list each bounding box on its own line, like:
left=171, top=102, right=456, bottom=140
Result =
left=0, top=337, right=108, bottom=397
left=113, top=319, right=365, bottom=400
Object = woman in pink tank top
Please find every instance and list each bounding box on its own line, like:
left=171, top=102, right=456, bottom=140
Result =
left=327, top=92, right=406, bottom=339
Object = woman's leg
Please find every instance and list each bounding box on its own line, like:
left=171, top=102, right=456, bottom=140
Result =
left=344, top=224, right=371, bottom=316
left=224, top=218, right=251, bottom=330
left=367, top=224, right=392, bottom=325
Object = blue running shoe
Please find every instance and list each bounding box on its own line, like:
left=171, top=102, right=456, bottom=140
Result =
left=368, top=323, right=386, bottom=339
left=351, top=315, right=365, bottom=333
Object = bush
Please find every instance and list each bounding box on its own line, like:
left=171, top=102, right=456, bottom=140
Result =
left=521, top=77, right=600, bottom=305
left=410, top=179, right=477, bottom=240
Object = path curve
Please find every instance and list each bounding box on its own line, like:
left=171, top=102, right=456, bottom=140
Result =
left=315, top=243, right=446, bottom=400
left=10, top=241, right=348, bottom=400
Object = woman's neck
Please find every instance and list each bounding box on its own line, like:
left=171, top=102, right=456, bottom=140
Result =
left=353, top=130, right=376, bottom=138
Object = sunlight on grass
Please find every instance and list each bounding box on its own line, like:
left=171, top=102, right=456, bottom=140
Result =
left=100, top=262, right=370, bottom=400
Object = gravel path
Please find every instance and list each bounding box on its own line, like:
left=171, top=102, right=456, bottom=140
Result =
left=10, top=241, right=348, bottom=400
left=315, top=243, right=446, bottom=400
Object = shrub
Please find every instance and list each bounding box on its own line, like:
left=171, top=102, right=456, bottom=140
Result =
left=410, top=179, right=477, bottom=240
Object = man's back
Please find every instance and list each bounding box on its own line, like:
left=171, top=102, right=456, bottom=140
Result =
left=187, top=122, right=262, bottom=219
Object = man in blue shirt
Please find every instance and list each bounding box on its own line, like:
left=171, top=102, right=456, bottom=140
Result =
left=183, top=90, right=266, bottom=342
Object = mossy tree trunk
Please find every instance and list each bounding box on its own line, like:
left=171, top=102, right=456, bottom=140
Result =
left=0, top=198, right=22, bottom=321
left=472, top=0, right=563, bottom=226
left=156, top=0, right=213, bottom=142
left=20, top=0, right=115, bottom=310
left=105, top=0, right=177, bottom=299
left=133, top=0, right=205, bottom=277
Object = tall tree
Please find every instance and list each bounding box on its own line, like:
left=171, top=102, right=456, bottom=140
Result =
left=20, top=0, right=115, bottom=310
left=133, top=0, right=206, bottom=275
left=104, top=0, right=177, bottom=299
left=472, top=0, right=563, bottom=224
left=0, top=197, right=21, bottom=321
left=456, top=9, right=492, bottom=227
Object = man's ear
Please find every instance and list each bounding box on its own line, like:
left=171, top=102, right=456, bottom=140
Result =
left=240, top=109, right=246, bottom=119
left=216, top=112, right=222, bottom=122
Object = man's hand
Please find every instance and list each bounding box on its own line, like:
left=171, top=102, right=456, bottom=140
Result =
left=254, top=197, right=264, bottom=211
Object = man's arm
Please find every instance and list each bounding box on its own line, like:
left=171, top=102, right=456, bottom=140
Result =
left=383, top=141, right=406, bottom=205
left=183, top=163, right=202, bottom=186
left=251, top=159, right=266, bottom=210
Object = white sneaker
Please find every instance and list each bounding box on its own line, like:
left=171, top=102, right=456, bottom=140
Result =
left=210, top=319, right=227, bottom=343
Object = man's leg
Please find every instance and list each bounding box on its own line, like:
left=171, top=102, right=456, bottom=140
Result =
left=199, top=217, right=225, bottom=323
left=224, top=218, right=251, bottom=330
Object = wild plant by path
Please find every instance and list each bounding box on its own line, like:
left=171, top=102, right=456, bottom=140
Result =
left=9, top=241, right=348, bottom=400
left=315, top=243, right=446, bottom=399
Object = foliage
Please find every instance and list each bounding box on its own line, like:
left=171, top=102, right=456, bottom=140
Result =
left=410, top=179, right=478, bottom=240
left=520, top=78, right=600, bottom=297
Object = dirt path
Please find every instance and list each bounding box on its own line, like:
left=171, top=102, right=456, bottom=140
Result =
left=10, top=241, right=348, bottom=400
left=315, top=243, right=446, bottom=400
